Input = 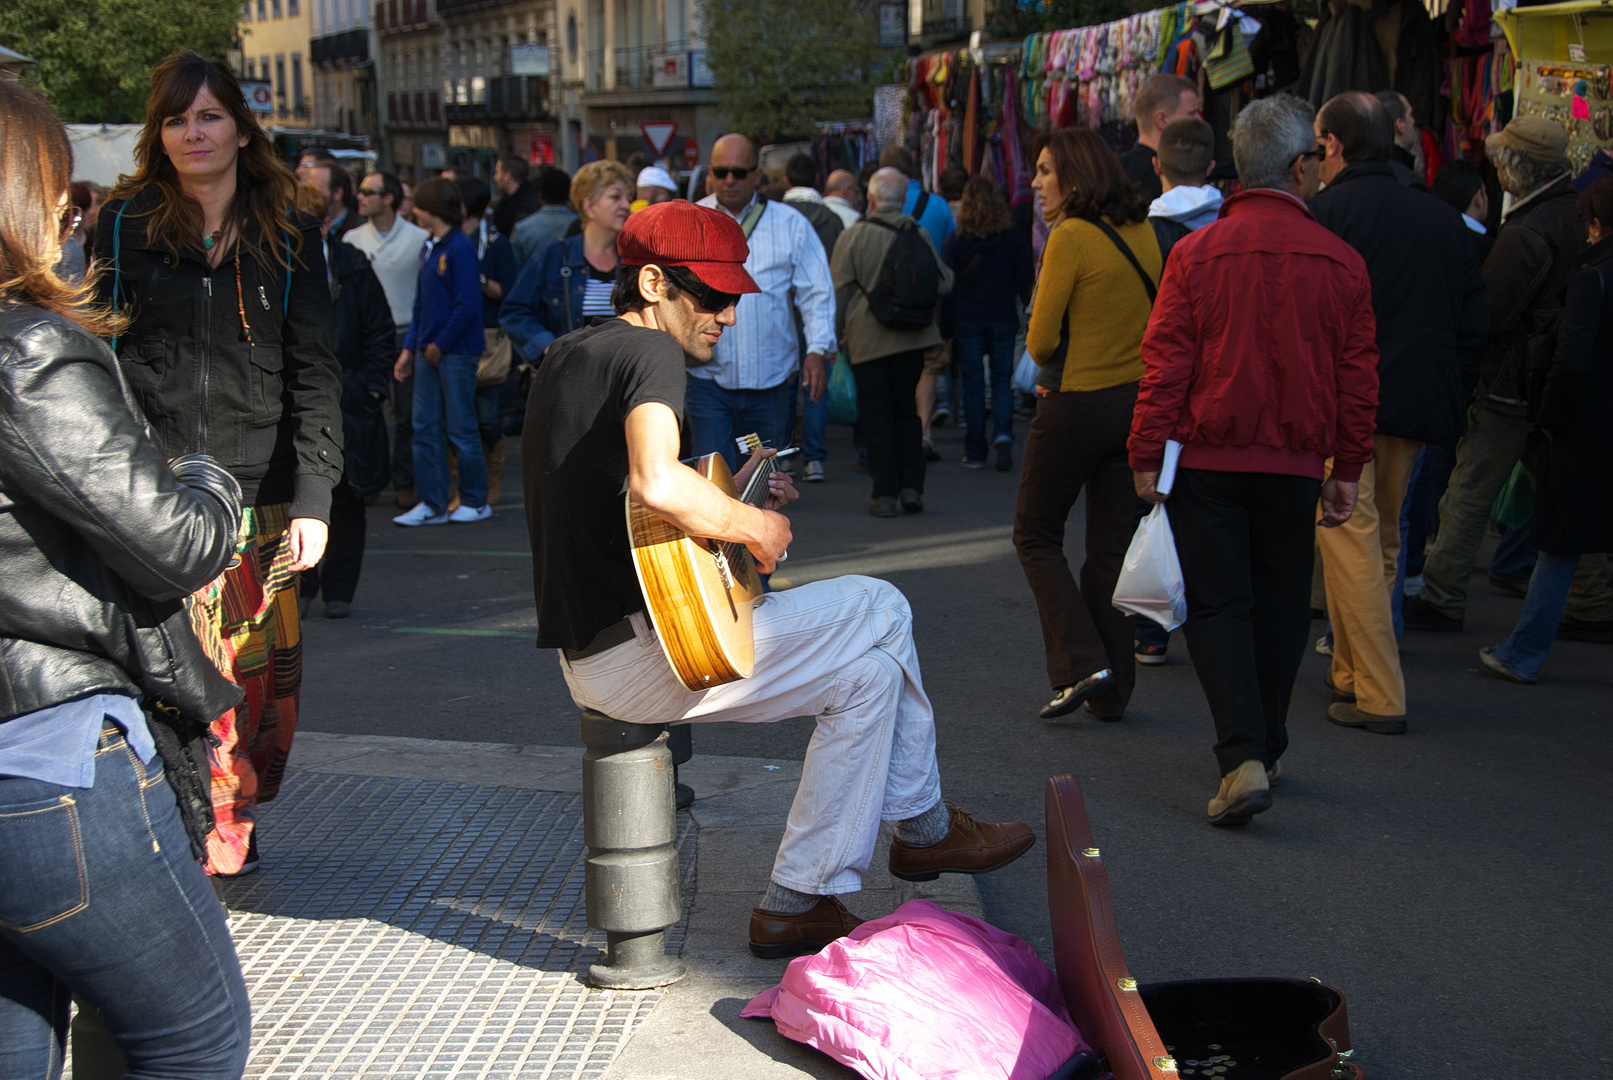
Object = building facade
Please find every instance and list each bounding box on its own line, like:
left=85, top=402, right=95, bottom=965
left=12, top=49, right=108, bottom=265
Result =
left=310, top=0, right=381, bottom=140
left=437, top=0, right=558, bottom=178
left=240, top=0, right=317, bottom=127
left=560, top=0, right=718, bottom=170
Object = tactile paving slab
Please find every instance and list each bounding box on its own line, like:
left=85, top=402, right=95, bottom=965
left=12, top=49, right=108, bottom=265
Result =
left=217, top=772, right=695, bottom=1079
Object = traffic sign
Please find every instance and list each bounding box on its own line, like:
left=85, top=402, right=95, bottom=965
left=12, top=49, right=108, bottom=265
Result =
left=683, top=138, right=699, bottom=169
left=639, top=121, right=677, bottom=156
left=242, top=81, right=273, bottom=115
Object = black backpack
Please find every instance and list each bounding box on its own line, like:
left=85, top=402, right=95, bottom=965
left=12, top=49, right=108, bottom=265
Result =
left=862, top=209, right=942, bottom=331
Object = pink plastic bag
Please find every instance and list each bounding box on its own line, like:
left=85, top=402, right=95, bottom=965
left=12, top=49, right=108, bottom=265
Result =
left=742, top=900, right=1092, bottom=1080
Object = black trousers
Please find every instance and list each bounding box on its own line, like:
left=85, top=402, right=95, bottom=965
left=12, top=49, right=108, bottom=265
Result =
left=300, top=477, right=368, bottom=604
left=852, top=350, right=926, bottom=498
left=1165, top=468, right=1320, bottom=775
left=392, top=370, right=415, bottom=491
left=1012, top=384, right=1139, bottom=711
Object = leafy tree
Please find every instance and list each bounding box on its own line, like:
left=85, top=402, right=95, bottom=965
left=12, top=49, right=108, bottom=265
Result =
left=700, top=0, right=889, bottom=141
left=0, top=0, right=243, bottom=123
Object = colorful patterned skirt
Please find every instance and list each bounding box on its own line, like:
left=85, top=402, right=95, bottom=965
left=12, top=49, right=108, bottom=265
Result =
left=186, top=503, right=303, bottom=875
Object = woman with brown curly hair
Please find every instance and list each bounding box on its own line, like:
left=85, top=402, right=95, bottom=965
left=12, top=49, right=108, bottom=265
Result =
left=93, top=51, right=342, bottom=876
left=1016, top=127, right=1161, bottom=722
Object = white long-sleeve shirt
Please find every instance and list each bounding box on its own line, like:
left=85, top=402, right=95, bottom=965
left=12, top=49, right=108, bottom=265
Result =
left=694, top=195, right=836, bottom=390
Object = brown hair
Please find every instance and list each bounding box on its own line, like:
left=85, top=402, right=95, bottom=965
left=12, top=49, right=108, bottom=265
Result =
left=1156, top=118, right=1215, bottom=186
left=1134, top=73, right=1198, bottom=133
left=111, top=51, right=301, bottom=272
left=410, top=176, right=463, bottom=226
left=1034, top=128, right=1150, bottom=226
left=0, top=81, right=120, bottom=337
left=1578, top=175, right=1613, bottom=231
left=957, top=176, right=1012, bottom=238
left=293, top=180, right=330, bottom=222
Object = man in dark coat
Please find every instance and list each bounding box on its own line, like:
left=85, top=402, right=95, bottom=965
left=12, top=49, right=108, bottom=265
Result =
left=298, top=187, right=397, bottom=619
left=1309, top=91, right=1488, bottom=735
left=1406, top=115, right=1613, bottom=635
left=492, top=155, right=542, bottom=238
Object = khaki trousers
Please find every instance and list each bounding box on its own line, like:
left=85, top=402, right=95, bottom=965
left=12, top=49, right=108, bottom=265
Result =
left=1318, top=435, right=1423, bottom=716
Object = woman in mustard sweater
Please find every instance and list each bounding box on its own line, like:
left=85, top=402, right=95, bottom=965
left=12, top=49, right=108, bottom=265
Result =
left=1015, top=127, right=1162, bottom=721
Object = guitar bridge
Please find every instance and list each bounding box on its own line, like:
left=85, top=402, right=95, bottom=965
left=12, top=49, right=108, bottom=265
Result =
left=712, top=547, right=735, bottom=589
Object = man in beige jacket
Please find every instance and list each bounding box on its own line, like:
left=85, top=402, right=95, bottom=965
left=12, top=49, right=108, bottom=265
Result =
left=831, top=167, right=954, bottom=516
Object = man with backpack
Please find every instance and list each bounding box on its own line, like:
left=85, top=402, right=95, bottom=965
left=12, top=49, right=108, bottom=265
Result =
left=831, top=167, right=954, bottom=516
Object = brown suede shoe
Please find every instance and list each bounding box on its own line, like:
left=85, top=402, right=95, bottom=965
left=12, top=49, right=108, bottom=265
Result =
left=749, top=896, right=864, bottom=959
left=888, top=803, right=1035, bottom=883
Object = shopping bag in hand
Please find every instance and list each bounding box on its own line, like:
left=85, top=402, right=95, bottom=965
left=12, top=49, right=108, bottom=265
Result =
left=1112, top=441, right=1185, bottom=630
left=1012, top=349, right=1040, bottom=394
left=827, top=351, right=858, bottom=425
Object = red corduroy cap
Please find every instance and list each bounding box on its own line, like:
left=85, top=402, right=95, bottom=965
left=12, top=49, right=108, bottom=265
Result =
left=617, top=200, right=760, bottom=296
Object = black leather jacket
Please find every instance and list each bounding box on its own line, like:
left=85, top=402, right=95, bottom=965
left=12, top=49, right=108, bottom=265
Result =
left=0, top=304, right=245, bottom=726
left=92, top=189, right=344, bottom=522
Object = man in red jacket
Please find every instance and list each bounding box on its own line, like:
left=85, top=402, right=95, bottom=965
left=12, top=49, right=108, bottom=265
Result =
left=1129, top=95, right=1380, bottom=827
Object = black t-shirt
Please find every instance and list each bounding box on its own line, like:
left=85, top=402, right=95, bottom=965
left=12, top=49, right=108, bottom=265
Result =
left=522, top=318, right=687, bottom=650
left=1118, top=143, right=1163, bottom=203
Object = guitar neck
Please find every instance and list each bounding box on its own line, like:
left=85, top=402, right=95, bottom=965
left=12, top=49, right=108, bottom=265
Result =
left=737, top=458, right=778, bottom=508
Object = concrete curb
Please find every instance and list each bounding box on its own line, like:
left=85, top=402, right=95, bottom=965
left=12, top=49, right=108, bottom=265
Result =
left=290, top=731, right=985, bottom=1078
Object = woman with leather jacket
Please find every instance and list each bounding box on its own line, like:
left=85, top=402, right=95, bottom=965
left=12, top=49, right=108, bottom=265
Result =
left=499, top=159, right=633, bottom=365
left=91, top=52, right=342, bottom=876
left=0, top=79, right=253, bottom=1078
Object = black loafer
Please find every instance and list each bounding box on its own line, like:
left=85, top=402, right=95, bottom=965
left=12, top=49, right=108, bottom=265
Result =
left=1040, top=670, right=1115, bottom=719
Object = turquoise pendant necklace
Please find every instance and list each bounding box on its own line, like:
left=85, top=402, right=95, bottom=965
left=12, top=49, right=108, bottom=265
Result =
left=202, top=229, right=223, bottom=251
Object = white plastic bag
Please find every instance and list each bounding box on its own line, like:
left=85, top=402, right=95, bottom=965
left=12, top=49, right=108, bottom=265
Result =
left=1012, top=349, right=1040, bottom=394
left=1111, top=441, right=1186, bottom=631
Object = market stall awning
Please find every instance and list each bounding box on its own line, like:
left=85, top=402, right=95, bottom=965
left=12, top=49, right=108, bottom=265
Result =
left=1496, top=0, right=1613, bottom=64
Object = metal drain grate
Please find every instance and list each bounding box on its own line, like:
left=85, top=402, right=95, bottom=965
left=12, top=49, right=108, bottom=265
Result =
left=209, top=772, right=695, bottom=1079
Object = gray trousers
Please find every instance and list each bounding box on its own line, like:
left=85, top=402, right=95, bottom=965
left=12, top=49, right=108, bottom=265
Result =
left=1419, top=399, right=1613, bottom=622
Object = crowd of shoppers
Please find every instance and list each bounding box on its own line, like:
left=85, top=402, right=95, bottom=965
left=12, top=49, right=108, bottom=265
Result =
left=6, top=30, right=1613, bottom=1074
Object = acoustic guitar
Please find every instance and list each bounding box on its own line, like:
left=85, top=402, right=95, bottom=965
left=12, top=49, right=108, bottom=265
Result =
left=626, top=434, right=787, bottom=691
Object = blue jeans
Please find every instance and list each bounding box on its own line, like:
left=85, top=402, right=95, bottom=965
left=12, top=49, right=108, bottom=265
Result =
left=1390, top=447, right=1426, bottom=641
left=685, top=376, right=794, bottom=473
left=803, top=389, right=829, bottom=463
left=953, top=321, right=1018, bottom=462
left=1491, top=523, right=1538, bottom=582
left=0, top=725, right=251, bottom=1079
left=1492, top=550, right=1579, bottom=681
left=412, top=351, right=488, bottom=513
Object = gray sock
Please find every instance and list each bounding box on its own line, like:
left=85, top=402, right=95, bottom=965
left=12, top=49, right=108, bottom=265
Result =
left=760, top=881, right=820, bottom=915
left=897, top=799, right=952, bottom=848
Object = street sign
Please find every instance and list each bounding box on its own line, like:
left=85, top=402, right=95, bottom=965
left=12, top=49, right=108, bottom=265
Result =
left=683, top=138, right=699, bottom=170
left=510, top=44, right=550, bottom=76
left=529, top=131, right=554, bottom=165
left=242, top=81, right=273, bottom=115
left=639, top=121, right=677, bottom=155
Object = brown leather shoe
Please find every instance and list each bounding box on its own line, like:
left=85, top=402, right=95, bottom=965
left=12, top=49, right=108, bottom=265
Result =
left=888, top=803, right=1035, bottom=882
left=749, top=896, right=864, bottom=959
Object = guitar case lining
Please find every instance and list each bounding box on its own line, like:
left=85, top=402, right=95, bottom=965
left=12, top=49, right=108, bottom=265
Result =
left=1045, top=775, right=1364, bottom=1080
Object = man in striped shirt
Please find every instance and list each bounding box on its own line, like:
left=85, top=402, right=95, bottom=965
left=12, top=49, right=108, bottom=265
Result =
left=694, top=134, right=837, bottom=471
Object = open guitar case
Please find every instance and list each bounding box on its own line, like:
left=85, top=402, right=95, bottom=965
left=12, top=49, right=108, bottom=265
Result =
left=1045, top=775, right=1366, bottom=1080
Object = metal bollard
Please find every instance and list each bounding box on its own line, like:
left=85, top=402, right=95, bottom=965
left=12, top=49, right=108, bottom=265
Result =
left=580, top=709, right=687, bottom=989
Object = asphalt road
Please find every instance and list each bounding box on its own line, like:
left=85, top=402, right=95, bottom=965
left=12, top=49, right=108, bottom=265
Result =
left=299, top=420, right=1612, bottom=1080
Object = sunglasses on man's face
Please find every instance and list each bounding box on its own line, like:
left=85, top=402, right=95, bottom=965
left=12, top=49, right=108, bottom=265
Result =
left=357, top=187, right=386, bottom=197
left=660, top=265, right=740, bottom=312
left=710, top=167, right=754, bottom=181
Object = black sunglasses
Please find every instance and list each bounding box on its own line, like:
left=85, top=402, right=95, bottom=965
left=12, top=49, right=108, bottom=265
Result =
left=60, top=207, right=82, bottom=241
left=357, top=187, right=386, bottom=197
left=710, top=166, right=754, bottom=181
left=660, top=264, right=740, bottom=312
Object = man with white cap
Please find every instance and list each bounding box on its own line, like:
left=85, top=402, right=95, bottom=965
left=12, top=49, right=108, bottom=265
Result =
left=521, top=200, right=1033, bottom=959
left=635, top=165, right=679, bottom=210
left=1407, top=114, right=1613, bottom=636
